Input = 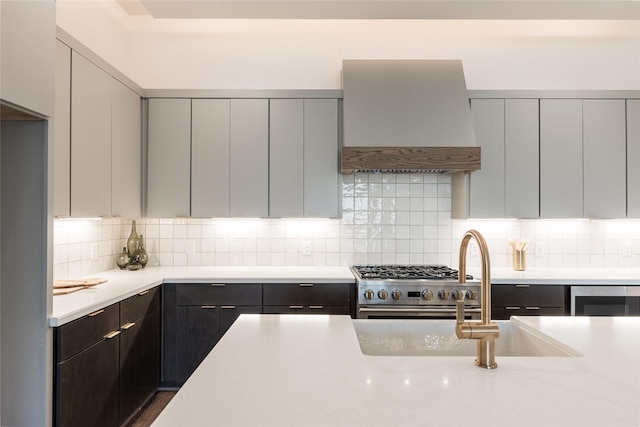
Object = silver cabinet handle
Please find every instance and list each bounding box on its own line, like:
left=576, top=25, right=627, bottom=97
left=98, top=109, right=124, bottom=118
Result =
left=299, top=283, right=314, bottom=287
left=121, top=322, right=136, bottom=330
left=505, top=306, right=520, bottom=310
left=104, top=330, right=121, bottom=339
left=221, top=305, right=236, bottom=309
left=525, top=306, right=540, bottom=310
left=289, top=305, right=304, bottom=309
left=515, top=284, right=530, bottom=288
left=137, top=290, right=150, bottom=296
left=201, top=305, right=216, bottom=309
left=309, top=305, right=324, bottom=309
left=210, top=283, right=226, bottom=287
left=88, top=309, right=104, bottom=317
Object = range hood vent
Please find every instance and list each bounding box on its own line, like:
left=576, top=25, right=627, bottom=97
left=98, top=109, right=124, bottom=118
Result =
left=341, top=59, right=480, bottom=174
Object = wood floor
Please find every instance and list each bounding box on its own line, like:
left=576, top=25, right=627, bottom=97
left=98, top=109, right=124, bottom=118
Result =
left=129, top=391, right=177, bottom=427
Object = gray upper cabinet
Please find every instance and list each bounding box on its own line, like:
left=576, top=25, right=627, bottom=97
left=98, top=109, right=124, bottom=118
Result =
left=0, top=0, right=55, bottom=117
left=505, top=99, right=539, bottom=218
left=303, top=99, right=340, bottom=217
left=191, top=99, right=231, bottom=217
left=467, top=98, right=538, bottom=219
left=628, top=100, right=640, bottom=218
left=269, top=99, right=304, bottom=217
left=229, top=99, right=269, bottom=217
left=111, top=80, right=142, bottom=218
left=71, top=52, right=112, bottom=217
left=540, top=99, right=583, bottom=218
left=147, top=98, right=192, bottom=217
left=269, top=98, right=340, bottom=218
left=583, top=99, right=626, bottom=218
left=54, top=40, right=71, bottom=217
left=469, top=99, right=505, bottom=218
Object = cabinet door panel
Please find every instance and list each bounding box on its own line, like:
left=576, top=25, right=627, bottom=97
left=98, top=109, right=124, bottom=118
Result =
left=469, top=99, right=505, bottom=217
left=492, top=284, right=567, bottom=307
left=304, top=99, right=340, bottom=217
left=505, top=99, right=539, bottom=218
left=56, top=337, right=119, bottom=427
left=540, top=99, right=583, bottom=218
left=270, top=99, right=304, bottom=217
left=191, top=99, right=231, bottom=217
left=262, top=305, right=350, bottom=315
left=229, top=99, right=269, bottom=217
left=583, top=99, right=626, bottom=218
left=111, top=80, right=142, bottom=218
left=628, top=100, right=640, bottom=218
left=56, top=303, right=120, bottom=361
left=53, top=40, right=71, bottom=217
left=175, top=306, right=221, bottom=382
left=147, top=98, right=191, bottom=217
left=71, top=52, right=112, bottom=217
left=120, top=309, right=160, bottom=426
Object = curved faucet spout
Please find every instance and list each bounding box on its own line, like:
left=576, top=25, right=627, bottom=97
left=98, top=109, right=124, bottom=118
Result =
left=456, top=229, right=499, bottom=369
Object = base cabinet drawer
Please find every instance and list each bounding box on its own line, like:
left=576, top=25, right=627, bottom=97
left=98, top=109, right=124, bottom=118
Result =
left=263, top=283, right=351, bottom=306
left=492, top=306, right=567, bottom=320
left=491, top=284, right=569, bottom=320
left=262, top=305, right=350, bottom=315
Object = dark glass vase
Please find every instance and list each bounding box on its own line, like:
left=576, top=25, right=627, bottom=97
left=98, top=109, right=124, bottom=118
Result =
left=137, top=234, right=149, bottom=268
left=116, top=247, right=129, bottom=270
left=127, top=220, right=140, bottom=262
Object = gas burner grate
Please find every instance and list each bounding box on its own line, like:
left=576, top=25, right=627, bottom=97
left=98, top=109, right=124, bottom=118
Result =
left=353, top=264, right=472, bottom=280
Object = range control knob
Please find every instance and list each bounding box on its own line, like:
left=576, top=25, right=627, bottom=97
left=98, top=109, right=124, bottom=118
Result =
left=364, top=289, right=375, bottom=300
left=438, top=289, right=450, bottom=300
left=392, top=289, right=402, bottom=300
left=422, top=289, right=433, bottom=301
left=452, top=290, right=465, bottom=301
left=378, top=289, right=388, bottom=300
left=466, top=290, right=479, bottom=301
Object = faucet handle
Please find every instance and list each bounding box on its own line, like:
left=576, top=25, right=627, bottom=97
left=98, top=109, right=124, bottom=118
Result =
left=456, top=300, right=465, bottom=324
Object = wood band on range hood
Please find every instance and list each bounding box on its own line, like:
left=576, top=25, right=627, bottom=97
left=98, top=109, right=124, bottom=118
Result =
left=340, top=146, right=481, bottom=174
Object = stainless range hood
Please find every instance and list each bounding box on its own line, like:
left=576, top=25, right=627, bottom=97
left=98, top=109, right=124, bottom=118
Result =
left=341, top=59, right=480, bottom=174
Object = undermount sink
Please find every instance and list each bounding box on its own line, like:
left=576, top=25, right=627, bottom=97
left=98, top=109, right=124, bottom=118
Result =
left=353, top=319, right=582, bottom=357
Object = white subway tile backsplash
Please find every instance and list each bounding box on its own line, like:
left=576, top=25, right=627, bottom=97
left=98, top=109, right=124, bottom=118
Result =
left=52, top=172, right=640, bottom=278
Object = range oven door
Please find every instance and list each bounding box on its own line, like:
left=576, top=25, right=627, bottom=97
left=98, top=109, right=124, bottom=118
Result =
left=571, top=286, right=640, bottom=316
left=358, top=305, right=481, bottom=320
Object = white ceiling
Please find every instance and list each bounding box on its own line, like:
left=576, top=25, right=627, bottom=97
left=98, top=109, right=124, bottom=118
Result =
left=119, top=0, right=640, bottom=20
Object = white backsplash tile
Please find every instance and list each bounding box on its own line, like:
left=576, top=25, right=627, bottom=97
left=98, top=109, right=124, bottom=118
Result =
left=53, top=173, right=640, bottom=279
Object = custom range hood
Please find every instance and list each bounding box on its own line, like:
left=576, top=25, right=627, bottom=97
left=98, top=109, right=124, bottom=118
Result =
left=341, top=59, right=480, bottom=174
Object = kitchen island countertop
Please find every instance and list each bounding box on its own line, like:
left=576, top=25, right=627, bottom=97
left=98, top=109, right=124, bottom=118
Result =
left=152, top=314, right=640, bottom=427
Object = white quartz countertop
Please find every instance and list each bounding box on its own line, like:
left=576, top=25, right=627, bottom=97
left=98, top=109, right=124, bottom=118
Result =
left=488, top=267, right=640, bottom=285
left=50, top=266, right=354, bottom=326
left=51, top=265, right=640, bottom=326
left=152, top=315, right=640, bottom=427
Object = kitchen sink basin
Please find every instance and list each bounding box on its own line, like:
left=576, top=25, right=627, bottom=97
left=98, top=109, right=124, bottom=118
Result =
left=352, top=319, right=582, bottom=357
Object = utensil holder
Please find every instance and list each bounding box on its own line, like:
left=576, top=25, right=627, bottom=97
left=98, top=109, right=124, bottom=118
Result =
left=513, top=249, right=526, bottom=271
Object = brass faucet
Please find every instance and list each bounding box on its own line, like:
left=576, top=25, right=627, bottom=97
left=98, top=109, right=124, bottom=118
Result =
left=455, top=230, right=500, bottom=369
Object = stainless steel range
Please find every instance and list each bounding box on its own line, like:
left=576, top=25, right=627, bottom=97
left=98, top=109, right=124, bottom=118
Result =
left=352, top=264, right=482, bottom=319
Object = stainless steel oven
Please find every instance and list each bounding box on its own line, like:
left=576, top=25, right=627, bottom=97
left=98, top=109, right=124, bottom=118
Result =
left=352, top=265, right=482, bottom=320
left=571, top=286, right=640, bottom=316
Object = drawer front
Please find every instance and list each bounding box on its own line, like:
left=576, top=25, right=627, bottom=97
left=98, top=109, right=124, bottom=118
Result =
left=492, top=284, right=567, bottom=307
left=175, top=283, right=262, bottom=306
left=121, top=286, right=160, bottom=324
left=263, top=283, right=351, bottom=306
left=262, top=305, right=351, bottom=315
left=492, top=306, right=567, bottom=320
left=56, top=303, right=120, bottom=361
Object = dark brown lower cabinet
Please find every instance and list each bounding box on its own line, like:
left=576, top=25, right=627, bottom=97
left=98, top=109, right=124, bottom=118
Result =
left=174, top=305, right=261, bottom=383
left=491, top=284, right=569, bottom=320
left=262, top=283, right=353, bottom=315
left=56, top=332, right=120, bottom=427
left=119, top=308, right=161, bottom=426
left=54, top=286, right=161, bottom=427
